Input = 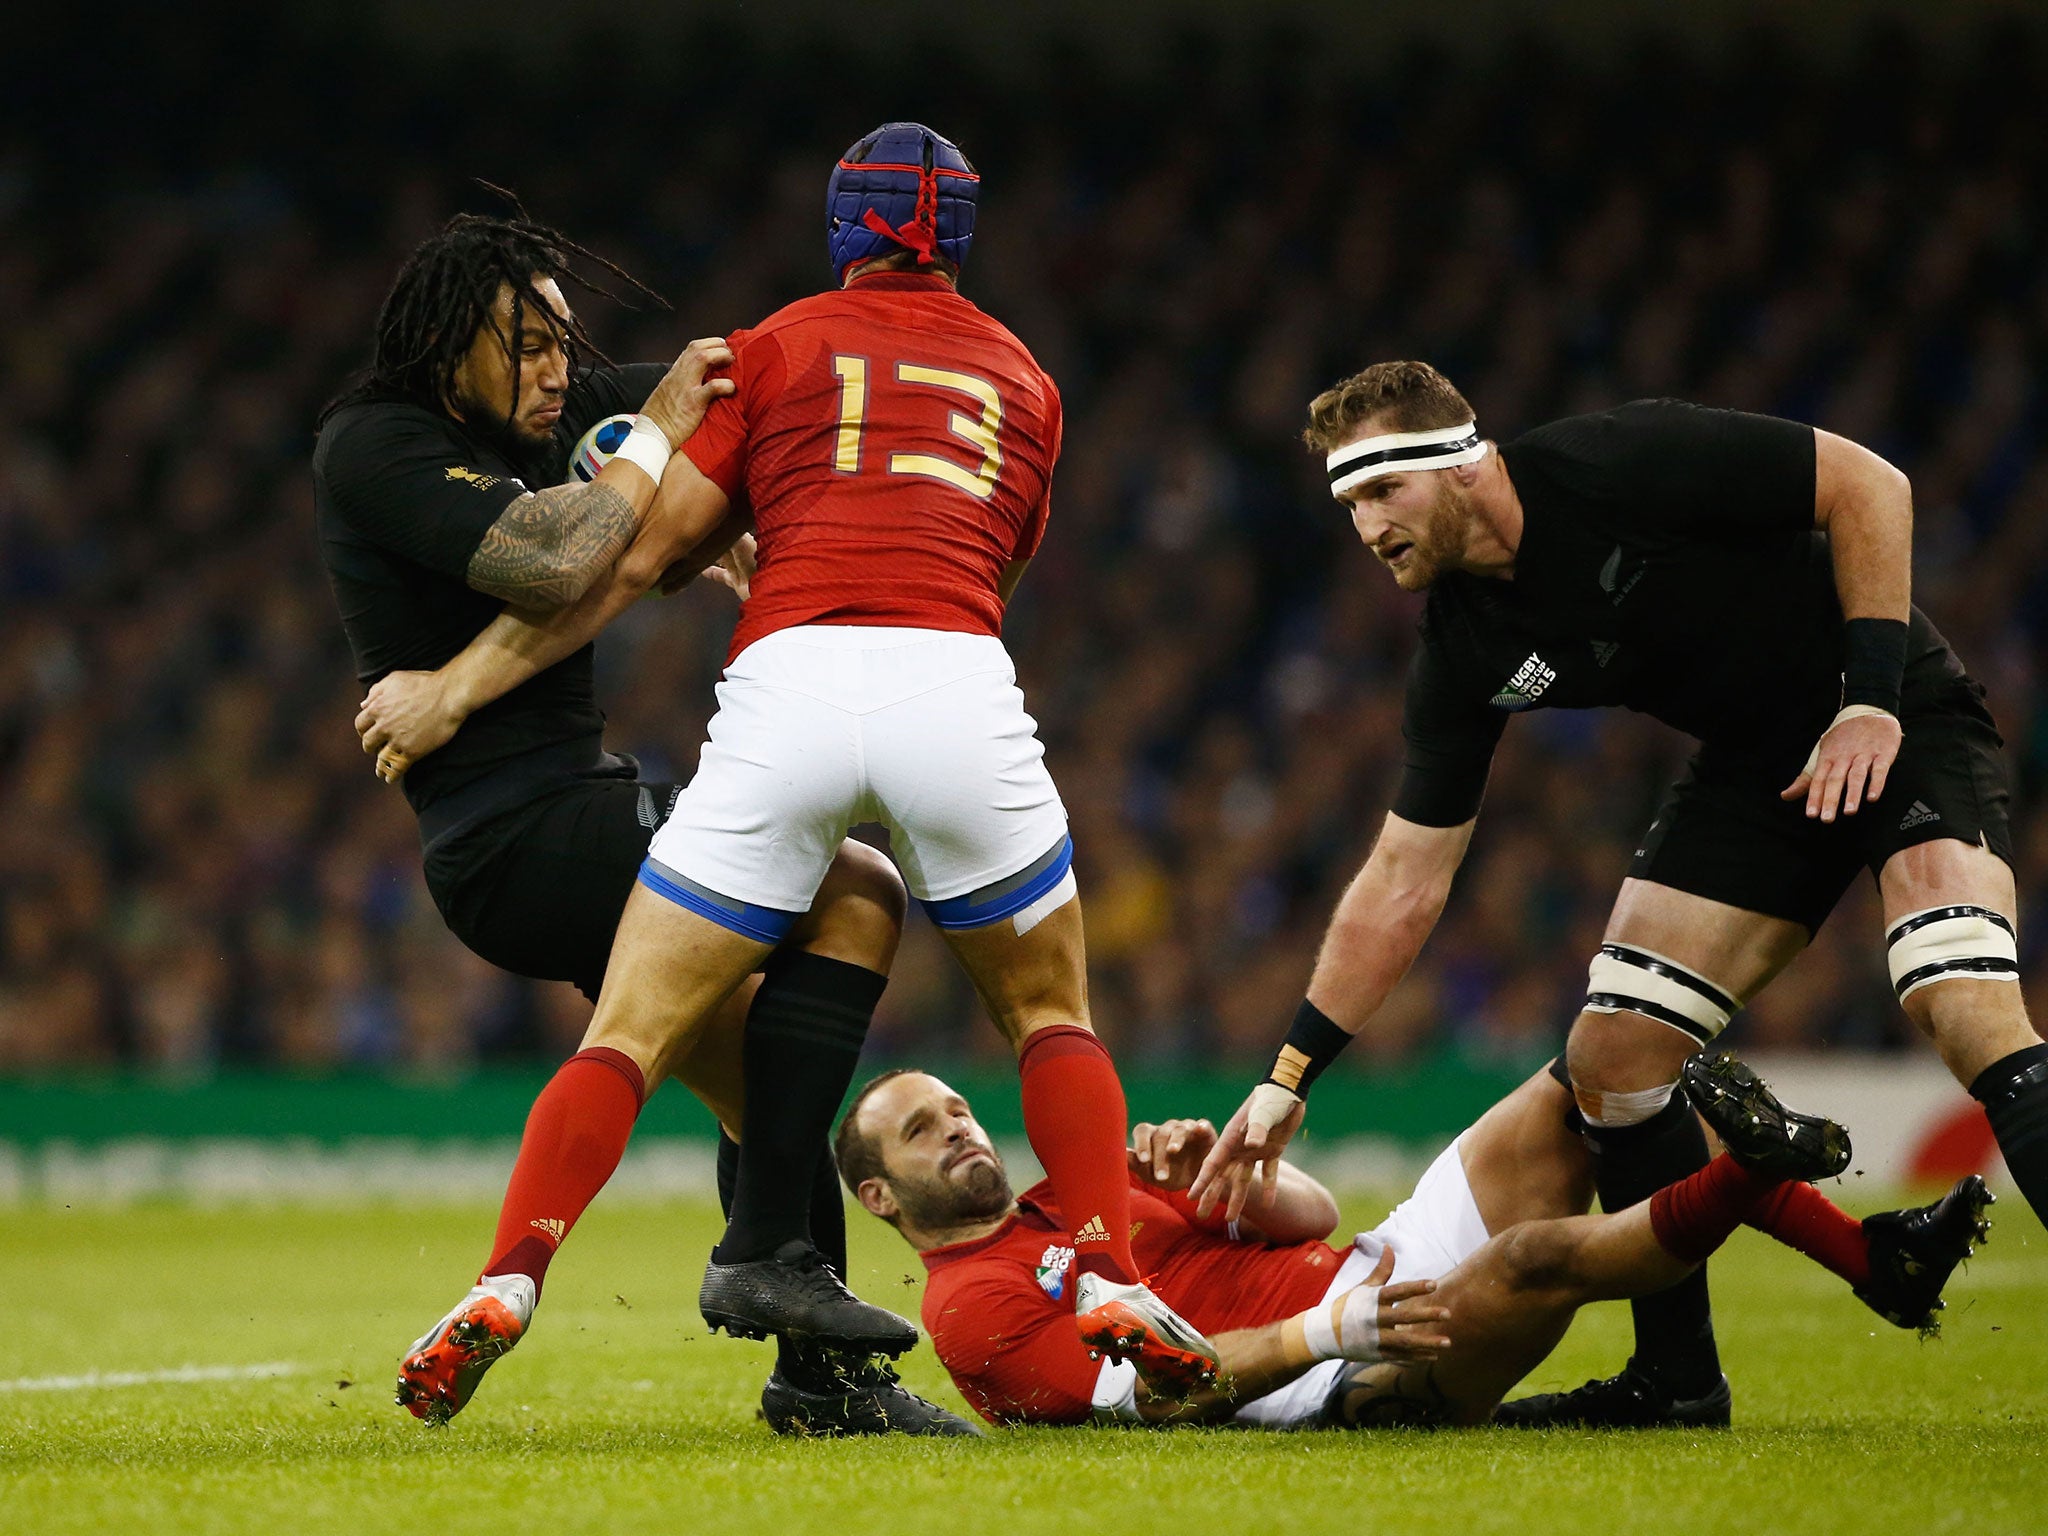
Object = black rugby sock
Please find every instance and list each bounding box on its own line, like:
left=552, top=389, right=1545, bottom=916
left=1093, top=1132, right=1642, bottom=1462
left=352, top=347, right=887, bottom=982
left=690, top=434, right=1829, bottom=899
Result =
left=716, top=1132, right=856, bottom=1385
left=716, top=1128, right=740, bottom=1215
left=806, top=1139, right=850, bottom=1282
left=719, top=1131, right=846, bottom=1272
left=1971, top=1043, right=2048, bottom=1226
left=1582, top=1091, right=1723, bottom=1397
left=714, top=951, right=884, bottom=1268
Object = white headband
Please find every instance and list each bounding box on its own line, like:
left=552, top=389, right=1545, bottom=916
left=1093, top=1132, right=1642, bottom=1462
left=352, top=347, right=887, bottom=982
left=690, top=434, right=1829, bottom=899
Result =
left=1326, top=421, right=1486, bottom=496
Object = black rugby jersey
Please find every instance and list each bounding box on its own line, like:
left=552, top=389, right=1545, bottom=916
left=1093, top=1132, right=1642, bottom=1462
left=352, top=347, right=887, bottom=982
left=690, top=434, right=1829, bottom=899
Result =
left=313, top=363, right=665, bottom=826
left=1394, top=400, right=1963, bottom=826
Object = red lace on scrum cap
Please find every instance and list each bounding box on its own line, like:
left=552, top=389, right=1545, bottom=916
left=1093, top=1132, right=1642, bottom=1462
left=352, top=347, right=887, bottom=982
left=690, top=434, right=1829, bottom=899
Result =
left=859, top=160, right=940, bottom=264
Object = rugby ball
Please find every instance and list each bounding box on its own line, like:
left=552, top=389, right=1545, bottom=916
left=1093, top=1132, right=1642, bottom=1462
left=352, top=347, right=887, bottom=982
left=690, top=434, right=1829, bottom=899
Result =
left=570, top=413, right=639, bottom=482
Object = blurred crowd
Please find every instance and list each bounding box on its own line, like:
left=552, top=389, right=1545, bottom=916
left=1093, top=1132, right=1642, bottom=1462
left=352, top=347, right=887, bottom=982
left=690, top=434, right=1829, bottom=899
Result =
left=3, top=15, right=2045, bottom=1075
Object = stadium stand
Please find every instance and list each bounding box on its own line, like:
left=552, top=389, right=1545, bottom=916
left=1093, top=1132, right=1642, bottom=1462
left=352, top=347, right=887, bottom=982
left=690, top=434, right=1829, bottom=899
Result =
left=1, top=14, right=2042, bottom=1075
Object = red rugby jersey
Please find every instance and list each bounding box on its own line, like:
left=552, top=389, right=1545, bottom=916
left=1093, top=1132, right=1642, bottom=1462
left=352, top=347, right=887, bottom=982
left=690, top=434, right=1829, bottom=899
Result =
left=919, top=1173, right=1346, bottom=1426
left=681, top=272, right=1063, bottom=664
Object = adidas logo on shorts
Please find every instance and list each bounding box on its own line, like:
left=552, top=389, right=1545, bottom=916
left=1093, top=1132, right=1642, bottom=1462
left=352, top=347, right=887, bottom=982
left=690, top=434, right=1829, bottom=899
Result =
left=1899, top=800, right=1941, bottom=831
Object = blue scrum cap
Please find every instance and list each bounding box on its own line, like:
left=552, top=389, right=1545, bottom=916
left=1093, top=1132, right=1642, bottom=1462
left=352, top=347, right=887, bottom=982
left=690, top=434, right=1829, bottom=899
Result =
left=827, top=122, right=979, bottom=284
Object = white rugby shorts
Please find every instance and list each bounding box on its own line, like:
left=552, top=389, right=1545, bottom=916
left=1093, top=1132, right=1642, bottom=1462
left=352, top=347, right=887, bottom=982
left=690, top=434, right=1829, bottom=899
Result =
left=644, top=625, right=1072, bottom=929
left=1090, top=1138, right=1492, bottom=1426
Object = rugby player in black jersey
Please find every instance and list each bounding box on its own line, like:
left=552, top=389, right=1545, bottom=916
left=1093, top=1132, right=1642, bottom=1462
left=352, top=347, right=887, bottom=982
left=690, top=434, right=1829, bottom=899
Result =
left=312, top=210, right=972, bottom=1435
left=1193, top=360, right=2035, bottom=1427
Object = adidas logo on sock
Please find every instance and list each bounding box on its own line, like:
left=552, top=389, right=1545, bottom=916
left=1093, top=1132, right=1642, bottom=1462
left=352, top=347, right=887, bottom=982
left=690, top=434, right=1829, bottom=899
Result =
left=530, top=1217, right=567, bottom=1244
left=1073, top=1215, right=1110, bottom=1244
left=1899, top=800, right=1941, bottom=830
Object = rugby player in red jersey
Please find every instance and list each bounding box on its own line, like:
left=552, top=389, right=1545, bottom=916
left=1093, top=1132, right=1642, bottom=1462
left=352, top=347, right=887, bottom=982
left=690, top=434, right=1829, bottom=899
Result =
left=362, top=123, right=1218, bottom=1421
left=837, top=1055, right=1989, bottom=1427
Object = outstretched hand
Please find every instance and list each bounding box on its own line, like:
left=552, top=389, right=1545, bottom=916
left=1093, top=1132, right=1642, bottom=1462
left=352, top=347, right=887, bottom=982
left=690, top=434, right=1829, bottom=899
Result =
left=1782, top=706, right=1901, bottom=822
left=1189, top=1084, right=1306, bottom=1224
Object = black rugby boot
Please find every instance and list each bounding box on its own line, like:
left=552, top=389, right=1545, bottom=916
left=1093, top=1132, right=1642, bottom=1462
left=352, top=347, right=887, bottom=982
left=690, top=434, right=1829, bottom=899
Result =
left=701, top=1240, right=919, bottom=1355
left=1681, top=1051, right=1852, bottom=1182
left=1492, top=1361, right=1732, bottom=1429
left=1855, top=1175, right=1995, bottom=1336
left=761, top=1351, right=981, bottom=1438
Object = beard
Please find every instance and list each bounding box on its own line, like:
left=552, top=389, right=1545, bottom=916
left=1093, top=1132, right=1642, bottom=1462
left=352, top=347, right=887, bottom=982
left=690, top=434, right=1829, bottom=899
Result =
left=450, top=379, right=556, bottom=472
left=891, top=1152, right=1015, bottom=1230
left=1386, top=478, right=1469, bottom=591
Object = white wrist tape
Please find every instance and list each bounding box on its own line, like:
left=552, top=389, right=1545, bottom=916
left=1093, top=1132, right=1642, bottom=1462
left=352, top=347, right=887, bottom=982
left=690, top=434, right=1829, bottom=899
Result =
left=1301, top=1283, right=1386, bottom=1363
left=1799, top=704, right=1897, bottom=777
left=1245, top=1082, right=1302, bottom=1136
left=610, top=415, right=673, bottom=483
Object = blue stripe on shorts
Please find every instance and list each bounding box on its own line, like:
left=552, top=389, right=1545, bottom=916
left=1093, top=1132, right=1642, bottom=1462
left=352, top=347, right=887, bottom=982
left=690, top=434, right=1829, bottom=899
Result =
left=637, top=858, right=801, bottom=944
left=920, top=836, right=1075, bottom=930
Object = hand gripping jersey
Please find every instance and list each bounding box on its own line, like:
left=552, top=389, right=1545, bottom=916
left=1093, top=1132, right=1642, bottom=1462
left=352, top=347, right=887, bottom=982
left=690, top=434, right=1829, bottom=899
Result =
left=680, top=271, right=1062, bottom=665
left=920, top=1173, right=1345, bottom=1425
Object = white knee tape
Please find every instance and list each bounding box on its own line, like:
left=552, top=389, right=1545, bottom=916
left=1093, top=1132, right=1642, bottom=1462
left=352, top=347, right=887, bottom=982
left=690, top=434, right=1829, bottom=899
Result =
left=1584, top=943, right=1737, bottom=1045
left=1575, top=1082, right=1676, bottom=1129
left=1886, top=906, right=2019, bottom=1002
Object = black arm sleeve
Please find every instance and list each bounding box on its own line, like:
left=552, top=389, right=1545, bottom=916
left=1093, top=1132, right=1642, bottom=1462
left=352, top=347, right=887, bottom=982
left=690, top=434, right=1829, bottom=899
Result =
left=1390, top=639, right=1505, bottom=827
left=1605, top=399, right=1816, bottom=540
left=318, top=407, right=527, bottom=579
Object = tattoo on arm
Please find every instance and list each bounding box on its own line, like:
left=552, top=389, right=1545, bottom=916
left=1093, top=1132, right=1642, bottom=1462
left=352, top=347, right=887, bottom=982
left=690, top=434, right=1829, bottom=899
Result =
left=465, top=482, right=639, bottom=609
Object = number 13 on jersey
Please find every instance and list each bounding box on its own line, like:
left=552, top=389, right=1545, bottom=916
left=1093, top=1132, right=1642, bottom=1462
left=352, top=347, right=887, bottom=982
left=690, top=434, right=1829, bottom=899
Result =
left=832, top=355, right=1004, bottom=500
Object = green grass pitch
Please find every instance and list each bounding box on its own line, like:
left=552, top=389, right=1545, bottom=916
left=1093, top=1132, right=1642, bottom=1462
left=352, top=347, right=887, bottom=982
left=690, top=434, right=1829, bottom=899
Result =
left=4, top=1191, right=2043, bottom=1535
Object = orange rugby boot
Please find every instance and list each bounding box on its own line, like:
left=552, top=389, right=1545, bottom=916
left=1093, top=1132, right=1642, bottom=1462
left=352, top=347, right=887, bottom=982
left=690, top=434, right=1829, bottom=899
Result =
left=395, top=1274, right=535, bottom=1425
left=1074, top=1272, right=1220, bottom=1399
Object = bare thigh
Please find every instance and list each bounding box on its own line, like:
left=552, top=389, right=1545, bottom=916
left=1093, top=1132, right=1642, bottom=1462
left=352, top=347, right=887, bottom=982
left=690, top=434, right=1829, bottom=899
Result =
left=583, top=882, right=774, bottom=1085
left=1456, top=1071, right=1595, bottom=1236
left=938, top=892, right=1092, bottom=1053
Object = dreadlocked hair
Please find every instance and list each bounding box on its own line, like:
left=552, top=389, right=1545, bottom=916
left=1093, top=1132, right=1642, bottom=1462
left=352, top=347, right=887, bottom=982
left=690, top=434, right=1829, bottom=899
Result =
left=322, top=189, right=667, bottom=428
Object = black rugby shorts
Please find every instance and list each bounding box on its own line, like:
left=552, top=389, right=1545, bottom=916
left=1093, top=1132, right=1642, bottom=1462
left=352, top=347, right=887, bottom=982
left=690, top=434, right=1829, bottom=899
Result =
left=429, top=777, right=682, bottom=1001
left=1629, top=678, right=2014, bottom=934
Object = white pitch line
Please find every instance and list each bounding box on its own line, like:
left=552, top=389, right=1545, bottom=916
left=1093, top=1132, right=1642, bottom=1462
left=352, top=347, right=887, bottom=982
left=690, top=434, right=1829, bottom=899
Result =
left=0, top=1361, right=303, bottom=1394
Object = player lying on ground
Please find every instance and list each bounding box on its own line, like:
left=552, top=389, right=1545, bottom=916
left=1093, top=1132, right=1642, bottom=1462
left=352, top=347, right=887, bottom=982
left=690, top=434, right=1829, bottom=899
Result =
left=837, top=1053, right=1991, bottom=1427
left=313, top=206, right=964, bottom=1432
left=360, top=124, right=1222, bottom=1414
left=1195, top=360, right=2045, bottom=1427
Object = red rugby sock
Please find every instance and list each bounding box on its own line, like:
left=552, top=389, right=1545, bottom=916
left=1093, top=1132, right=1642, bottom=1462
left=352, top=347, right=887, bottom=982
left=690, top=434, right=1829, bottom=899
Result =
left=1648, top=1155, right=1780, bottom=1266
left=480, top=1047, right=645, bottom=1296
left=1017, top=1025, right=1139, bottom=1284
left=1745, top=1180, right=1872, bottom=1288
